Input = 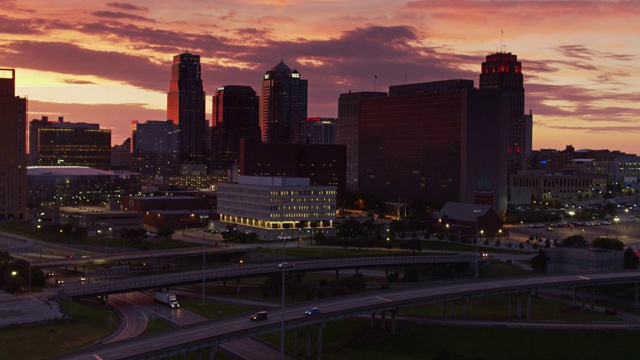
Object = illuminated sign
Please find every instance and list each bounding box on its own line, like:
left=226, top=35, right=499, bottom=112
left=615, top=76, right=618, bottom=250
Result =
left=306, top=117, right=322, bottom=122
left=264, top=74, right=270, bottom=79
left=292, top=72, right=300, bottom=78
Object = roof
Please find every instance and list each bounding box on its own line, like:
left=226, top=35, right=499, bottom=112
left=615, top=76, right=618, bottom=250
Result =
left=269, top=60, right=291, bottom=73
left=27, top=166, right=118, bottom=177
left=435, top=202, right=493, bottom=222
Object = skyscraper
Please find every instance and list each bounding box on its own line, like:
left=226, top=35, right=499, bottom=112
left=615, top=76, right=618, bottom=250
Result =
left=167, top=52, right=207, bottom=172
left=211, top=85, right=260, bottom=172
left=479, top=52, right=530, bottom=174
left=261, top=60, right=308, bottom=143
left=131, top=120, right=180, bottom=177
left=336, top=91, right=387, bottom=191
left=0, top=68, right=27, bottom=219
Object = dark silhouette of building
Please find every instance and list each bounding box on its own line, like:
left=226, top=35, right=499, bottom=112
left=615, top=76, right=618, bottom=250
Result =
left=111, top=138, right=132, bottom=171
left=211, top=85, right=260, bottom=173
left=167, top=52, right=207, bottom=172
left=261, top=60, right=308, bottom=143
left=239, top=140, right=346, bottom=207
left=336, top=91, right=387, bottom=191
left=0, top=68, right=27, bottom=219
left=480, top=52, right=531, bottom=175
left=131, top=120, right=180, bottom=177
left=358, top=79, right=509, bottom=213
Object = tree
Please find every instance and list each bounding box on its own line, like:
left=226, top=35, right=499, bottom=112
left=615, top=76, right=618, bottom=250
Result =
left=544, top=239, right=551, bottom=248
left=338, top=218, right=364, bottom=240
left=157, top=227, right=174, bottom=241
left=557, top=234, right=588, bottom=248
left=592, top=237, right=624, bottom=251
left=313, top=232, right=325, bottom=244
left=531, top=249, right=549, bottom=272
left=624, top=247, right=639, bottom=269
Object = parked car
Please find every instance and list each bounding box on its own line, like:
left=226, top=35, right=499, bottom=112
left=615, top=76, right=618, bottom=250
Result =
left=55, top=279, right=64, bottom=284
left=250, top=311, right=269, bottom=321
left=278, top=262, right=295, bottom=269
left=305, top=307, right=321, bottom=315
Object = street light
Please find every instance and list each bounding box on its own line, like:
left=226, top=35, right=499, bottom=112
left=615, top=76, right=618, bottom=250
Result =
left=280, top=229, right=287, bottom=360
left=614, top=216, right=620, bottom=240
left=626, top=208, right=629, bottom=229
left=199, top=214, right=209, bottom=305
left=568, top=211, right=575, bottom=232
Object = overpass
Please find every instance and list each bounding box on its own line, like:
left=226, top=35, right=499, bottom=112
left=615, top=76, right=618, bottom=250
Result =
left=51, top=269, right=640, bottom=360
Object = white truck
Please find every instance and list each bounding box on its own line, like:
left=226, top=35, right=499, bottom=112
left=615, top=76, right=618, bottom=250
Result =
left=152, top=290, right=180, bottom=309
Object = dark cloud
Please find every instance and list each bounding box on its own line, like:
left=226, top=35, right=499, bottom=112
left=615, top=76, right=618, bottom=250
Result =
left=558, top=44, right=636, bottom=62
left=91, top=11, right=155, bottom=22
left=107, top=2, right=149, bottom=12
left=0, top=41, right=167, bottom=91
left=64, top=79, right=96, bottom=85
left=0, top=15, right=43, bottom=35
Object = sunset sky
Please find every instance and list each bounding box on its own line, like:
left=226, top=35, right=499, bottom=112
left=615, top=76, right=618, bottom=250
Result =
left=1, top=0, right=639, bottom=154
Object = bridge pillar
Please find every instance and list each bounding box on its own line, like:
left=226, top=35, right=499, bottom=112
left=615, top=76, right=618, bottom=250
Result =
left=462, top=299, right=467, bottom=319
left=636, top=282, right=639, bottom=309
left=391, top=310, right=397, bottom=334
left=294, top=327, right=300, bottom=354
left=306, top=325, right=311, bottom=359
left=582, top=288, right=586, bottom=309
left=317, top=322, right=325, bottom=360
left=380, top=311, right=386, bottom=331
left=526, top=292, right=532, bottom=321
left=517, top=293, right=522, bottom=319
left=103, top=294, right=109, bottom=307
left=208, top=346, right=216, bottom=360
left=441, top=301, right=447, bottom=318
left=236, top=278, right=240, bottom=294
left=196, top=349, right=202, bottom=360
left=590, top=287, right=595, bottom=312
left=451, top=300, right=456, bottom=318
left=508, top=293, right=512, bottom=317
left=336, top=269, right=339, bottom=280
left=370, top=312, right=376, bottom=327
left=572, top=287, right=577, bottom=306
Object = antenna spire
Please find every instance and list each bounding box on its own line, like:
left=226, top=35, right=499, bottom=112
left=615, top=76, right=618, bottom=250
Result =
left=500, top=30, right=503, bottom=53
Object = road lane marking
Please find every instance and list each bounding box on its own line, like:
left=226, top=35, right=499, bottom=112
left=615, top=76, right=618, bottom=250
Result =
left=578, top=276, right=590, bottom=280
left=376, top=296, right=393, bottom=302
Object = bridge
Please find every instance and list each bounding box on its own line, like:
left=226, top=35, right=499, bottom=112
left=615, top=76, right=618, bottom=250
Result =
left=51, top=269, right=640, bottom=360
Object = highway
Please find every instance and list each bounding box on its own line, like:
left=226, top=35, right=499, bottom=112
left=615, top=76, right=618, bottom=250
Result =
left=50, top=269, right=640, bottom=360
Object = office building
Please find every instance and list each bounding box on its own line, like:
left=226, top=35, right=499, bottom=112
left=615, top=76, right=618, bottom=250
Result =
left=167, top=52, right=207, bottom=172
left=36, top=124, right=111, bottom=170
left=131, top=120, right=180, bottom=177
left=301, top=117, right=336, bottom=144
left=211, top=85, right=260, bottom=172
left=336, top=91, right=387, bottom=191
left=358, top=79, right=509, bottom=213
left=217, top=176, right=337, bottom=240
left=260, top=60, right=308, bottom=143
left=240, top=140, right=347, bottom=208
left=479, top=52, right=530, bottom=175
left=0, top=68, right=27, bottom=219
left=111, top=138, right=132, bottom=171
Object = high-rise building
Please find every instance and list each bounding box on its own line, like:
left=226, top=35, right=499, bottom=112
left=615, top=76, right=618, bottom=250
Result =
left=111, top=138, right=132, bottom=171
left=260, top=60, right=308, bottom=143
left=0, top=68, right=27, bottom=219
left=479, top=52, right=531, bottom=174
left=131, top=120, right=180, bottom=177
left=211, top=85, right=260, bottom=173
left=301, top=117, right=336, bottom=145
left=336, top=91, right=387, bottom=191
left=358, top=79, right=509, bottom=213
left=167, top=52, right=207, bottom=171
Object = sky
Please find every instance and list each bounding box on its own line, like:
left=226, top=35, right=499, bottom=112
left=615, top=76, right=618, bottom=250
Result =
left=1, top=0, right=639, bottom=154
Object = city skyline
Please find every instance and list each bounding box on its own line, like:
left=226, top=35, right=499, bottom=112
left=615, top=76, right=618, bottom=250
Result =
left=1, top=1, right=638, bottom=153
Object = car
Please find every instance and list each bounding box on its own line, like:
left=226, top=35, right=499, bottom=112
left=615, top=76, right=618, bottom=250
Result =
left=305, top=307, right=321, bottom=315
left=55, top=279, right=64, bottom=284
left=250, top=311, right=269, bottom=321
left=45, top=272, right=55, bottom=277
left=278, top=262, right=294, bottom=269
left=78, top=276, right=87, bottom=282
left=604, top=308, right=617, bottom=315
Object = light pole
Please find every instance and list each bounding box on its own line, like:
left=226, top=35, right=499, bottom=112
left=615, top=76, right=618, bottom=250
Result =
left=568, top=211, right=575, bottom=232
left=200, top=214, right=209, bottom=305
left=626, top=208, right=629, bottom=229
left=473, top=209, right=482, bottom=280
left=281, top=230, right=286, bottom=360
left=614, top=216, right=620, bottom=240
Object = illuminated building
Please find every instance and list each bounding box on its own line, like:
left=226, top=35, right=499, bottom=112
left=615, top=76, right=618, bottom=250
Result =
left=217, top=176, right=337, bottom=240
left=336, top=91, right=387, bottom=191
left=131, top=120, right=180, bottom=177
left=0, top=68, right=27, bottom=219
left=211, top=85, right=260, bottom=173
left=167, top=52, right=207, bottom=171
left=301, top=117, right=336, bottom=144
left=261, top=60, right=308, bottom=143
left=480, top=52, right=531, bottom=175
left=240, top=140, right=347, bottom=208
left=359, top=79, right=509, bottom=213
left=36, top=125, right=111, bottom=170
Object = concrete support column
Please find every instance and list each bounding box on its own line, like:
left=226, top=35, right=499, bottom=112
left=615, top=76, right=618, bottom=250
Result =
left=196, top=349, right=202, bottom=360
left=572, top=287, right=577, bottom=307
left=317, top=323, right=325, bottom=360
left=380, top=311, right=386, bottom=331
left=508, top=293, right=512, bottom=317
left=590, top=287, right=595, bottom=312
left=517, top=293, right=522, bottom=319
left=208, top=346, right=216, bottom=360
left=451, top=301, right=456, bottom=318
left=370, top=313, right=376, bottom=328
left=236, top=278, right=240, bottom=294
left=103, top=294, right=109, bottom=307
left=441, top=301, right=447, bottom=319
left=294, top=327, right=300, bottom=354
left=183, top=353, right=188, bottom=360
left=635, top=282, right=639, bottom=309
left=336, top=269, right=339, bottom=280
left=526, top=292, right=532, bottom=321
left=462, top=299, right=467, bottom=319
left=306, top=326, right=311, bottom=359
left=582, top=288, right=586, bottom=309
left=391, top=310, right=397, bottom=335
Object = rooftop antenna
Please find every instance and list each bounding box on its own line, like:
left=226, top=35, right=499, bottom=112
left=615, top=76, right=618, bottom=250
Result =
left=500, top=30, right=504, bottom=53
